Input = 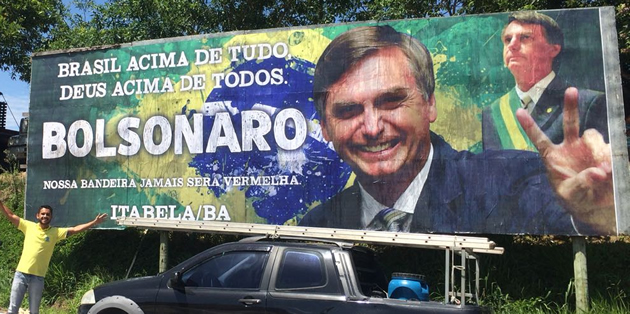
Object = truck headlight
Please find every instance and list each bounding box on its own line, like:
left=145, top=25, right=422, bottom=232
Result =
left=80, top=289, right=95, bottom=304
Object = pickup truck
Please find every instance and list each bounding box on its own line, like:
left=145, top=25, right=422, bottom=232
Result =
left=79, top=236, right=489, bottom=314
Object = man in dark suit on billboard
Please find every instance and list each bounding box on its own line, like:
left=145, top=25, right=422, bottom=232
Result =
left=299, top=25, right=615, bottom=235
left=482, top=11, right=608, bottom=151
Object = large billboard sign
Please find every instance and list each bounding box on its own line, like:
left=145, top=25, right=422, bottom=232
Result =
left=27, top=7, right=629, bottom=235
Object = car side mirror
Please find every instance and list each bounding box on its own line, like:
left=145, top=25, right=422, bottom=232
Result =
left=168, top=271, right=184, bottom=291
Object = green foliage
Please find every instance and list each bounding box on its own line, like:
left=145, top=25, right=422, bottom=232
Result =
left=0, top=0, right=65, bottom=81
left=44, top=262, right=78, bottom=305
left=49, top=0, right=216, bottom=49
left=0, top=268, right=13, bottom=309
left=46, top=0, right=360, bottom=52
left=353, top=1, right=628, bottom=104
left=0, top=171, right=25, bottom=272
left=482, top=279, right=574, bottom=313
left=3, top=0, right=629, bottom=111
left=371, top=235, right=630, bottom=314
left=590, top=292, right=629, bottom=314
left=0, top=170, right=26, bottom=307
left=483, top=279, right=630, bottom=314
left=1, top=173, right=629, bottom=314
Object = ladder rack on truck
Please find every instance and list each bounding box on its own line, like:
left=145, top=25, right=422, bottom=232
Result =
left=117, top=217, right=504, bottom=307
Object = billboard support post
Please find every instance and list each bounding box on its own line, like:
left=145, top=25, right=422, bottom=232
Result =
left=572, top=237, right=589, bottom=313
left=159, top=231, right=169, bottom=273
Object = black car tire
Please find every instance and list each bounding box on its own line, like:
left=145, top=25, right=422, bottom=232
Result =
left=87, top=296, right=144, bottom=314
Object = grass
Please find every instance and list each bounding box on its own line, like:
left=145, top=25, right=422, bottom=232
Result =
left=485, top=287, right=629, bottom=314
left=1, top=167, right=629, bottom=313
left=3, top=265, right=628, bottom=314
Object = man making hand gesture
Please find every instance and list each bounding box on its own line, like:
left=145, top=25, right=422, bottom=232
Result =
left=517, top=87, right=615, bottom=234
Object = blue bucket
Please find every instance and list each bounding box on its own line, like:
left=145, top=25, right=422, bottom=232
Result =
left=388, top=272, right=429, bottom=301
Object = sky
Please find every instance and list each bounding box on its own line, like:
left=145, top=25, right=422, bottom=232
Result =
left=0, top=70, right=30, bottom=131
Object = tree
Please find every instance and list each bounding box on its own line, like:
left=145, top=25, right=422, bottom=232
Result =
left=48, top=0, right=360, bottom=50
left=352, top=0, right=629, bottom=114
left=48, top=0, right=218, bottom=50
left=0, top=0, right=65, bottom=81
left=4, top=0, right=629, bottom=110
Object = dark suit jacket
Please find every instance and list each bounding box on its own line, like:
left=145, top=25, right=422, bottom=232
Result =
left=300, top=132, right=590, bottom=235
left=482, top=76, right=608, bottom=150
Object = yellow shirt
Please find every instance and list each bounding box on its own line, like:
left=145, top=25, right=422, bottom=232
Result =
left=16, top=219, right=68, bottom=277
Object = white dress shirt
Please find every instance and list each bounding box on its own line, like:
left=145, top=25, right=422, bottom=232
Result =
left=358, top=144, right=434, bottom=228
left=515, top=71, right=556, bottom=114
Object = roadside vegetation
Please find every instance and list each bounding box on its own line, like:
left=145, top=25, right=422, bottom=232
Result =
left=1, top=168, right=628, bottom=313
left=1, top=1, right=628, bottom=312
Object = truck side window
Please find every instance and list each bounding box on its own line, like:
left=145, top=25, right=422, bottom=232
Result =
left=276, top=250, right=326, bottom=289
left=351, top=247, right=389, bottom=296
left=182, top=251, right=268, bottom=289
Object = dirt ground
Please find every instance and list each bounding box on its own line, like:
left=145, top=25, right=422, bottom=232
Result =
left=0, top=307, right=29, bottom=314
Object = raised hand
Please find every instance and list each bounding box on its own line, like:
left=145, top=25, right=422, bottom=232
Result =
left=516, top=87, right=615, bottom=234
left=95, top=213, right=109, bottom=225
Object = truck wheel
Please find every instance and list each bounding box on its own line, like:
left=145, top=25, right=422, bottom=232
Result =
left=87, top=296, right=144, bottom=314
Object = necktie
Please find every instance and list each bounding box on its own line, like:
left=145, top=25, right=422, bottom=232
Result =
left=367, top=208, right=411, bottom=232
left=521, top=95, right=532, bottom=110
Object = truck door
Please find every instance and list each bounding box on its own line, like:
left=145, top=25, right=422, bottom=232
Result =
left=157, top=250, right=270, bottom=314
left=266, top=248, right=350, bottom=313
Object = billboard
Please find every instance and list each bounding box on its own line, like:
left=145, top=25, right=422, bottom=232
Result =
left=26, top=7, right=628, bottom=235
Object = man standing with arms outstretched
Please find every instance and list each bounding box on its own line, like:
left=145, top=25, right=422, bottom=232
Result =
left=0, top=200, right=107, bottom=314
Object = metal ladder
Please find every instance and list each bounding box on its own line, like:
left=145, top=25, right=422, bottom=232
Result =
left=117, top=217, right=504, bottom=306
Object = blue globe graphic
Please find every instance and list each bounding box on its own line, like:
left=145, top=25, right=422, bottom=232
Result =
left=188, top=56, right=352, bottom=224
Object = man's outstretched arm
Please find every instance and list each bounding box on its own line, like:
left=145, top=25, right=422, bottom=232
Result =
left=516, top=87, right=615, bottom=234
left=67, top=213, right=108, bottom=236
left=0, top=199, right=20, bottom=227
